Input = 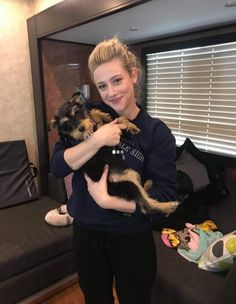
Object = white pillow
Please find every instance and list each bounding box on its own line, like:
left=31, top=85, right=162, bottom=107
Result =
left=198, top=230, right=236, bottom=271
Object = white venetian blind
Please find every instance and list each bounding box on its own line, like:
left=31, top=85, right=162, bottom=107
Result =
left=146, top=41, right=236, bottom=157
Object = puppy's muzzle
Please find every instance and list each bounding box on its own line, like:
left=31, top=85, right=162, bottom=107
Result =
left=80, top=119, right=97, bottom=140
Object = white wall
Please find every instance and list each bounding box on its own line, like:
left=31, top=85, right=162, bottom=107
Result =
left=31, top=0, right=64, bottom=14
left=0, top=0, right=64, bottom=187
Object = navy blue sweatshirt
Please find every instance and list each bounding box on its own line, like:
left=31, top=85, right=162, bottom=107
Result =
left=51, top=103, right=177, bottom=234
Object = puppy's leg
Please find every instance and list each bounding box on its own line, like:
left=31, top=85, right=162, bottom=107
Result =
left=109, top=169, right=178, bottom=215
left=89, top=109, right=112, bottom=125
left=116, top=117, right=140, bottom=134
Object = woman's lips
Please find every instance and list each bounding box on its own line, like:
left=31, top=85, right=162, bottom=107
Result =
left=110, top=97, right=122, bottom=105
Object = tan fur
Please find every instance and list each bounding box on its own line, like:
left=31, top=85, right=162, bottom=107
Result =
left=116, top=117, right=140, bottom=134
left=70, top=119, right=94, bottom=140
left=90, top=109, right=112, bottom=123
left=89, top=110, right=140, bottom=133
left=144, top=180, right=153, bottom=192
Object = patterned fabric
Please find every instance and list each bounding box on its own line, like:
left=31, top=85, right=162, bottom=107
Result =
left=161, top=220, right=223, bottom=263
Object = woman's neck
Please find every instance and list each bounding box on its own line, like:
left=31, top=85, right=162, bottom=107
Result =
left=121, top=103, right=140, bottom=121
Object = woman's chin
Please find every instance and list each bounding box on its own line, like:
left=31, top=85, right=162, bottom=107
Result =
left=109, top=102, right=123, bottom=114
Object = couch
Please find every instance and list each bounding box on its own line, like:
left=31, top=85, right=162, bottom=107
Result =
left=0, top=196, right=77, bottom=304
left=151, top=139, right=236, bottom=304
left=1, top=140, right=235, bottom=304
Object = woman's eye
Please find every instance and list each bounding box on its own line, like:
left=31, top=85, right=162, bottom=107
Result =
left=97, top=84, right=106, bottom=91
left=114, top=78, right=122, bottom=85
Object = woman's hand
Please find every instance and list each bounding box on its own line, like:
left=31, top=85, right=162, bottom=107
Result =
left=63, top=120, right=126, bottom=172
left=84, top=164, right=111, bottom=209
left=91, top=119, right=127, bottom=148
left=84, top=164, right=136, bottom=213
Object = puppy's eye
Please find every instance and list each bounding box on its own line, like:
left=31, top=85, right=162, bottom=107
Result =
left=78, top=125, right=85, bottom=132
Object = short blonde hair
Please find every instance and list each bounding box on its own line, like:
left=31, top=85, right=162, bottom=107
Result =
left=88, top=37, right=143, bottom=100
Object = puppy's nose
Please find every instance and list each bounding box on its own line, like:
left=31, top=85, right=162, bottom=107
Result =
left=78, top=125, right=85, bottom=132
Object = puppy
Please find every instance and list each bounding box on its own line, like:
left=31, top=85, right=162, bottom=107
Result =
left=51, top=92, right=178, bottom=214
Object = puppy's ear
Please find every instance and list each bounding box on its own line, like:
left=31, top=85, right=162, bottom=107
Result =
left=60, top=117, right=69, bottom=123
left=48, top=119, right=58, bottom=131
left=68, top=91, right=85, bottom=105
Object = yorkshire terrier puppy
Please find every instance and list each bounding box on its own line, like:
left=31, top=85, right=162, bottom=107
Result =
left=51, top=92, right=178, bottom=214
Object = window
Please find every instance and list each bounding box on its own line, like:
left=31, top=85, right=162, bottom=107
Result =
left=146, top=41, right=236, bottom=157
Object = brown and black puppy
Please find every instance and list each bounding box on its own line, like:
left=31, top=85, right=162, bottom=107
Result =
left=51, top=92, right=178, bottom=214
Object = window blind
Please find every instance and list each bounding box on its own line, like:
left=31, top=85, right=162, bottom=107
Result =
left=146, top=41, right=236, bottom=157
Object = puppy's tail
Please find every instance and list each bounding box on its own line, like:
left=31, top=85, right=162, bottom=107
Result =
left=139, top=196, right=179, bottom=215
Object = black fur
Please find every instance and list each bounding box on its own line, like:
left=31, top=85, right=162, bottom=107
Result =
left=82, top=145, right=143, bottom=203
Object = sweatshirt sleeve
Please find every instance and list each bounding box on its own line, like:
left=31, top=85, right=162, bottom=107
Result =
left=50, top=140, right=75, bottom=178
left=145, top=122, right=177, bottom=202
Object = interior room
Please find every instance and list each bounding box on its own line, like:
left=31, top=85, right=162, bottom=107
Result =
left=0, top=0, right=236, bottom=303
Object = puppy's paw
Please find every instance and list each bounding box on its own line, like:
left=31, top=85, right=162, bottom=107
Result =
left=144, top=179, right=153, bottom=192
left=117, top=116, right=140, bottom=134
left=162, top=201, right=180, bottom=215
left=103, top=113, right=112, bottom=122
left=128, top=124, right=141, bottom=134
left=90, top=109, right=112, bottom=124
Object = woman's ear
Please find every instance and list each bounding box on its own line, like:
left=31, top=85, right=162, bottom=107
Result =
left=131, top=67, right=138, bottom=84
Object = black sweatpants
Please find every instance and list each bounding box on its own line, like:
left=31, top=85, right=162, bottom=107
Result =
left=73, top=225, right=157, bottom=304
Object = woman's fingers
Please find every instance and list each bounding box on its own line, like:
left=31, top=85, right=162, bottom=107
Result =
left=100, top=164, right=109, bottom=182
left=84, top=173, right=92, bottom=185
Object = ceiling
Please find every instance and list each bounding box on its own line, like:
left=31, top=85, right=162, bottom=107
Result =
left=48, top=0, right=236, bottom=45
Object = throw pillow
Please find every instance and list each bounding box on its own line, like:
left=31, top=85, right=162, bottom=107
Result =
left=176, top=138, right=229, bottom=199
left=0, top=140, right=39, bottom=208
left=176, top=149, right=210, bottom=193
left=198, top=230, right=236, bottom=271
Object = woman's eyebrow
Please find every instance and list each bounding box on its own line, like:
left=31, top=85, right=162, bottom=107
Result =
left=111, top=74, right=122, bottom=79
left=96, top=74, right=122, bottom=86
left=96, top=81, right=105, bottom=86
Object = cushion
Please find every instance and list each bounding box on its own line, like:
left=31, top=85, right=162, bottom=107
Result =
left=198, top=231, right=236, bottom=271
left=176, top=138, right=229, bottom=200
left=0, top=140, right=39, bottom=208
left=152, top=138, right=230, bottom=231
left=176, top=149, right=210, bottom=193
left=0, top=196, right=74, bottom=281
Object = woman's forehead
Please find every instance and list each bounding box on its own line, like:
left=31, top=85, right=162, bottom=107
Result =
left=93, top=59, right=128, bottom=83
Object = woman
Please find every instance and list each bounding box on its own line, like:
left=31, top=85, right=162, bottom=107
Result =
left=51, top=37, right=177, bottom=304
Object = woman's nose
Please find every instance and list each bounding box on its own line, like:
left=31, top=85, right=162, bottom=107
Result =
left=107, top=84, right=116, bottom=97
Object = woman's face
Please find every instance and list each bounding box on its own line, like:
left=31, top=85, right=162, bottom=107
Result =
left=93, top=58, right=138, bottom=118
